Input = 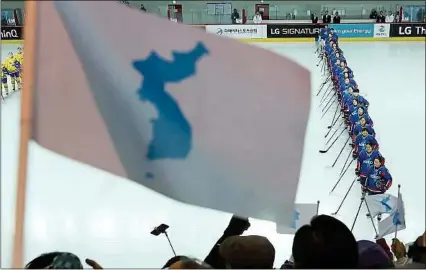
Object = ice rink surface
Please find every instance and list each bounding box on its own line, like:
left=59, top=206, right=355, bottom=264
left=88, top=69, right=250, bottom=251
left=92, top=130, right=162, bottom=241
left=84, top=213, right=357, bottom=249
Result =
left=1, top=41, right=425, bottom=267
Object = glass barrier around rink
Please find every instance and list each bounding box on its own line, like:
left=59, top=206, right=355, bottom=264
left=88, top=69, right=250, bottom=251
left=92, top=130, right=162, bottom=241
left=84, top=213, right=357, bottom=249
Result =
left=5, top=1, right=423, bottom=25
left=126, top=1, right=425, bottom=24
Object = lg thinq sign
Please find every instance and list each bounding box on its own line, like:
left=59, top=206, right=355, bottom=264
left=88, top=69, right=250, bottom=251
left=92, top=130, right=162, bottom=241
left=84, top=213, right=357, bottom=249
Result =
left=1, top=26, right=23, bottom=40
left=390, top=23, right=426, bottom=37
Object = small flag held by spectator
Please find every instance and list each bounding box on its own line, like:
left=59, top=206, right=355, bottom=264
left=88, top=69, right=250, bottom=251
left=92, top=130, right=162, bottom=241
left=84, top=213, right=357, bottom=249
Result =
left=377, top=192, right=406, bottom=238
left=365, top=193, right=398, bottom=218
left=276, top=203, right=318, bottom=234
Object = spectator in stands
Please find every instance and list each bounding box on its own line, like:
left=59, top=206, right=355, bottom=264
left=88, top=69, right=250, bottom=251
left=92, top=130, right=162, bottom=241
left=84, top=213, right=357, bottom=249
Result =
left=385, top=11, right=395, bottom=23
left=253, top=11, right=262, bottom=24
left=370, top=9, right=378, bottom=19
left=322, top=11, right=328, bottom=23
left=392, top=238, right=410, bottom=268
left=231, top=9, right=240, bottom=24
left=140, top=4, right=146, bottom=12
left=167, top=258, right=212, bottom=269
left=326, top=12, right=332, bottom=23
left=204, top=216, right=250, bottom=268
left=406, top=232, right=426, bottom=268
left=219, top=235, right=275, bottom=268
left=358, top=240, right=394, bottom=268
left=333, top=12, right=341, bottom=23
left=291, top=215, right=359, bottom=268
left=311, top=13, right=319, bottom=24
left=386, top=11, right=395, bottom=22
left=25, top=252, right=103, bottom=269
left=376, top=11, right=386, bottom=23
left=376, top=238, right=394, bottom=262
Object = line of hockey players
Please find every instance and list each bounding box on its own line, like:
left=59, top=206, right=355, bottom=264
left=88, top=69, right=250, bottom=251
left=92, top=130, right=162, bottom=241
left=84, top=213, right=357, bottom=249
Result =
left=317, top=28, right=394, bottom=203
left=1, top=47, right=24, bottom=100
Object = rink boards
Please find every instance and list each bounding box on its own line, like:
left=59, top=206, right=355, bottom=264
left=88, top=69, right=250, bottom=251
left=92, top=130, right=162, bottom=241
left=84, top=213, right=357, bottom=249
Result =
left=205, top=23, right=426, bottom=42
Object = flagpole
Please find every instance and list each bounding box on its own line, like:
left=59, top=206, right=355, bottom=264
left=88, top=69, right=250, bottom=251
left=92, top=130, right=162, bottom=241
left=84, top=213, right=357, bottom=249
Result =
left=12, top=1, right=37, bottom=268
left=316, top=200, right=320, bottom=215
left=394, top=184, right=401, bottom=239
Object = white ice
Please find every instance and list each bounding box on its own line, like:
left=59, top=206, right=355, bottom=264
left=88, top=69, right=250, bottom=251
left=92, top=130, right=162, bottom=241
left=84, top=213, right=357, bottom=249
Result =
left=1, top=41, right=425, bottom=268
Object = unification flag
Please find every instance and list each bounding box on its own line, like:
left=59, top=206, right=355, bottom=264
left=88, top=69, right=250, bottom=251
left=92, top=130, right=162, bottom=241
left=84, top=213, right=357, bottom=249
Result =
left=276, top=203, right=318, bottom=234
left=365, top=193, right=399, bottom=218
left=27, top=1, right=311, bottom=224
left=377, top=193, right=406, bottom=238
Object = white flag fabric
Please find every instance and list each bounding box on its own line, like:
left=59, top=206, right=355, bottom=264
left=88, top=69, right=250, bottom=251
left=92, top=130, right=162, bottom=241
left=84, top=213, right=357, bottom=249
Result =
left=365, top=193, right=398, bottom=218
left=276, top=203, right=318, bottom=234
left=29, top=1, right=311, bottom=224
left=377, top=193, right=406, bottom=238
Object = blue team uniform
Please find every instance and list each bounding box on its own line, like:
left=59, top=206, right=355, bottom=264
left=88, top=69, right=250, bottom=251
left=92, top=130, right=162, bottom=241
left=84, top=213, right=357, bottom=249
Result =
left=352, top=123, right=375, bottom=138
left=339, top=78, right=357, bottom=90
left=364, top=165, right=392, bottom=194
left=357, top=149, right=382, bottom=177
left=328, top=53, right=344, bottom=63
left=342, top=90, right=354, bottom=105
left=319, top=29, right=326, bottom=39
left=354, top=134, right=378, bottom=153
left=347, top=104, right=362, bottom=114
left=342, top=94, right=356, bottom=109
left=353, top=94, right=369, bottom=107
left=349, top=112, right=373, bottom=127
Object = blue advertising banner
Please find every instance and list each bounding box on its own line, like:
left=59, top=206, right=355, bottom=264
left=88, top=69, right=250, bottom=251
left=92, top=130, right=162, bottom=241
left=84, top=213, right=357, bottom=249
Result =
left=329, top=24, right=374, bottom=38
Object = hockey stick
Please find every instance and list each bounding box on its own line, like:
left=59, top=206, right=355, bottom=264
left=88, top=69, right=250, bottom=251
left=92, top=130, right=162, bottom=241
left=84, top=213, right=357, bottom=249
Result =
left=331, top=136, right=351, bottom=168
left=316, top=78, right=329, bottom=96
left=350, top=194, right=365, bottom=232
left=319, top=127, right=346, bottom=154
left=331, top=176, right=357, bottom=215
left=339, top=148, right=353, bottom=175
left=329, top=158, right=355, bottom=194
left=319, top=82, right=332, bottom=102
left=321, top=92, right=336, bottom=113
left=328, top=109, right=343, bottom=129
left=351, top=193, right=379, bottom=238
left=321, top=99, right=337, bottom=119
left=324, top=116, right=341, bottom=138
left=328, top=104, right=340, bottom=128
left=325, top=119, right=344, bottom=139
left=319, top=87, right=334, bottom=107
left=316, top=76, right=331, bottom=97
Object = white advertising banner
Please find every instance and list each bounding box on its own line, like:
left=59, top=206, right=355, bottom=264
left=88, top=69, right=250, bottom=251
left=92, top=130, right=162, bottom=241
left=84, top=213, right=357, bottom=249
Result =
left=206, top=25, right=267, bottom=39
left=373, top=24, right=390, bottom=38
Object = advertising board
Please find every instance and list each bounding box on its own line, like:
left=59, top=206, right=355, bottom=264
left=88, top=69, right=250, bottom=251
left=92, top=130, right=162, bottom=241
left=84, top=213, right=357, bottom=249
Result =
left=329, top=24, right=374, bottom=38
left=373, top=24, right=390, bottom=38
left=206, top=25, right=266, bottom=39
left=390, top=23, right=426, bottom=37
left=1, top=26, right=23, bottom=41
left=267, top=24, right=325, bottom=38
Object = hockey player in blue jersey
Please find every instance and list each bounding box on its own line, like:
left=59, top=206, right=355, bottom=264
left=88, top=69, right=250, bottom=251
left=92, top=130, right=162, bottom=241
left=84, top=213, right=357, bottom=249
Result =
left=329, top=51, right=344, bottom=62
left=362, top=155, right=392, bottom=195
left=349, top=106, right=373, bottom=131
left=329, top=28, right=338, bottom=40
left=341, top=86, right=354, bottom=107
left=339, top=77, right=357, bottom=90
left=352, top=116, right=376, bottom=139
left=319, top=27, right=328, bottom=40
left=346, top=98, right=359, bottom=115
left=356, top=141, right=384, bottom=179
left=352, top=88, right=369, bottom=108
left=337, top=60, right=354, bottom=77
left=342, top=88, right=367, bottom=110
left=353, top=128, right=378, bottom=156
left=338, top=74, right=356, bottom=91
